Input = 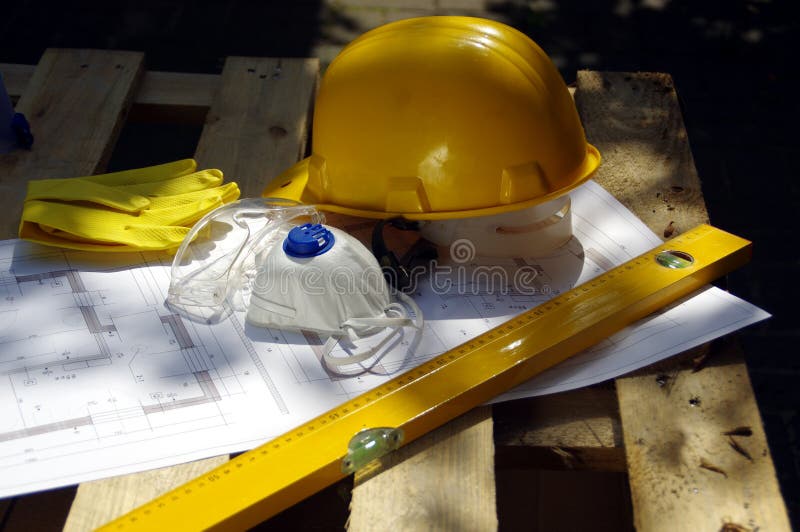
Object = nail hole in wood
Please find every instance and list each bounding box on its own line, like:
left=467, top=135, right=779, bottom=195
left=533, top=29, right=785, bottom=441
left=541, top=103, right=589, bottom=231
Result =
left=269, top=126, right=288, bottom=138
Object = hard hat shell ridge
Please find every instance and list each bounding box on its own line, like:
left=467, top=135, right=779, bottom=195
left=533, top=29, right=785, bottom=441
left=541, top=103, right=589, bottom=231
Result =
left=263, top=16, right=601, bottom=220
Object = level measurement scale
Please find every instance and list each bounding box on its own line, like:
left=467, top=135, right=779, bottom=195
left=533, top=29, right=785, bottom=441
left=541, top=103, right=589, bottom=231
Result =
left=101, top=224, right=751, bottom=531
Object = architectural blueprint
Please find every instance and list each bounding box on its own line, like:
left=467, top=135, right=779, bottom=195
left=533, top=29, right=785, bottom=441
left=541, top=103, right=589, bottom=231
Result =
left=0, top=181, right=769, bottom=497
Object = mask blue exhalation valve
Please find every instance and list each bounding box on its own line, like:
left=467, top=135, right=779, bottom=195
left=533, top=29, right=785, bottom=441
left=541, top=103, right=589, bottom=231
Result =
left=283, top=223, right=336, bottom=257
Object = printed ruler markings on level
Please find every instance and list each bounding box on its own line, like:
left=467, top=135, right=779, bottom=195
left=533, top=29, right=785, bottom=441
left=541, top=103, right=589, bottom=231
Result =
left=101, top=224, right=752, bottom=531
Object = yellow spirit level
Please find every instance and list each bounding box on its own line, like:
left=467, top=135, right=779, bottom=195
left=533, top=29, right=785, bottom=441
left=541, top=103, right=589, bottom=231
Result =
left=102, top=224, right=751, bottom=531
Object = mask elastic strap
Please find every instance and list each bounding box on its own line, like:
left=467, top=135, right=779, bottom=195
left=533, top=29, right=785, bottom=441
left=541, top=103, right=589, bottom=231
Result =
left=321, top=326, right=402, bottom=368
left=395, top=291, right=424, bottom=332
left=321, top=292, right=424, bottom=370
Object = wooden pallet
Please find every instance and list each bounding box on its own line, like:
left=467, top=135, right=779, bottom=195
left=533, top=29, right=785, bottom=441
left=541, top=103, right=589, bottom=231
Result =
left=0, top=49, right=791, bottom=531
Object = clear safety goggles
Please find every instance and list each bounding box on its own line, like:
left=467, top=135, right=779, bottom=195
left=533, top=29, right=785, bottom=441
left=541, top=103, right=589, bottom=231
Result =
left=167, top=198, right=322, bottom=311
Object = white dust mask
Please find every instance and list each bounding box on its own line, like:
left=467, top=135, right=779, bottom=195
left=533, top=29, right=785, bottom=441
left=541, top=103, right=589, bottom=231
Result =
left=246, top=223, right=423, bottom=371
left=167, top=198, right=322, bottom=320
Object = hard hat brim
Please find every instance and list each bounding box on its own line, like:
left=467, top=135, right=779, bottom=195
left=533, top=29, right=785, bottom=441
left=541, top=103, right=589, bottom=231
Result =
left=263, top=144, right=601, bottom=221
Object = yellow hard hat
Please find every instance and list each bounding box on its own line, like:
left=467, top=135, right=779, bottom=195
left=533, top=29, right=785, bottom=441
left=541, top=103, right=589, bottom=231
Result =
left=263, top=16, right=601, bottom=220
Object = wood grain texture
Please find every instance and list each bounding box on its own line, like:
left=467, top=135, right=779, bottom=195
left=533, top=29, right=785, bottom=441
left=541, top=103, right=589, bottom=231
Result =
left=616, top=342, right=791, bottom=531
left=193, top=57, right=318, bottom=197
left=63, top=458, right=228, bottom=531
left=347, top=407, right=497, bottom=531
left=62, top=57, right=318, bottom=531
left=1, top=64, right=221, bottom=124
left=137, top=70, right=219, bottom=108
left=575, top=71, right=708, bottom=237
left=0, top=49, right=144, bottom=239
left=128, top=70, right=221, bottom=124
left=1, top=64, right=219, bottom=108
left=576, top=71, right=790, bottom=531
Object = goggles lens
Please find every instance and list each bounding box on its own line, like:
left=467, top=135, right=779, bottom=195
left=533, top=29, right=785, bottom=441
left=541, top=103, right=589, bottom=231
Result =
left=168, top=198, right=322, bottom=309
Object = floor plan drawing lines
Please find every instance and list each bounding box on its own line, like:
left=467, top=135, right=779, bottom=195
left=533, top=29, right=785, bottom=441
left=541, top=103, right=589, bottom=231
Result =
left=142, top=370, right=222, bottom=414
left=160, top=313, right=209, bottom=373
left=1, top=269, right=113, bottom=376
left=0, top=264, right=236, bottom=446
left=227, top=311, right=289, bottom=414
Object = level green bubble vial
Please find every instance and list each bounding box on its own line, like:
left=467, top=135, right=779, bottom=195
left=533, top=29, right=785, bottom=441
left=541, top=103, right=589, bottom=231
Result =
left=342, top=427, right=404, bottom=474
left=656, top=250, right=695, bottom=269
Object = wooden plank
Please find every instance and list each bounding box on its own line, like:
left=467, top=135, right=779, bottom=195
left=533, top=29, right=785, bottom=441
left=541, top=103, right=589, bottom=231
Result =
left=575, top=71, right=708, bottom=237
left=0, top=68, right=561, bottom=131
left=62, top=56, right=318, bottom=531
left=128, top=70, right=220, bottom=124
left=0, top=49, right=144, bottom=239
left=576, top=71, right=790, bottom=531
left=1, top=64, right=219, bottom=108
left=618, top=341, right=791, bottom=531
left=136, top=70, right=219, bottom=108
left=493, top=346, right=709, bottom=473
left=494, top=385, right=626, bottom=472
left=347, top=407, right=497, bottom=531
left=1, top=64, right=219, bottom=121
left=193, top=57, right=319, bottom=197
left=64, top=460, right=230, bottom=532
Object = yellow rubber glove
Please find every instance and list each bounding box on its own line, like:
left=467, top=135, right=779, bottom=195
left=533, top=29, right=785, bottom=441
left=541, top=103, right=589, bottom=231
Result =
left=19, top=159, right=241, bottom=252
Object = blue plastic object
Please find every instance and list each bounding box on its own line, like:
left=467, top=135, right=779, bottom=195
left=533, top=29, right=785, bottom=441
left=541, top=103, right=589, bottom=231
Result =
left=2, top=71, right=33, bottom=152
left=11, top=113, right=33, bottom=150
left=283, top=223, right=335, bottom=257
